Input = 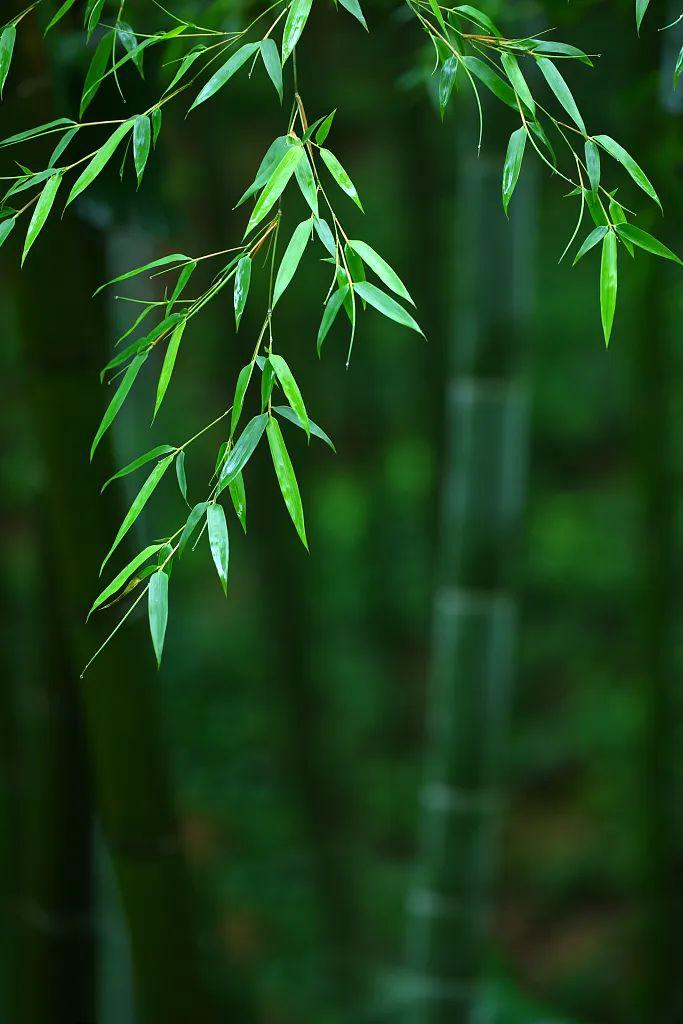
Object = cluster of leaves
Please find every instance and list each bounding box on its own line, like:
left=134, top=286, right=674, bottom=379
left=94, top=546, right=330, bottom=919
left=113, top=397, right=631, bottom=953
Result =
left=0, top=0, right=679, bottom=669
left=635, top=0, right=683, bottom=85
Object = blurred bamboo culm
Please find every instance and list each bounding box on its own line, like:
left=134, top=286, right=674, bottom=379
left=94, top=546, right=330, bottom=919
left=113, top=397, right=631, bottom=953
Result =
left=404, top=125, right=534, bottom=1023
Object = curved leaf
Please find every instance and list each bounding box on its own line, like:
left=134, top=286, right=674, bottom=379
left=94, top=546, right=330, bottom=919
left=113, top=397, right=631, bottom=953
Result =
left=266, top=417, right=307, bottom=548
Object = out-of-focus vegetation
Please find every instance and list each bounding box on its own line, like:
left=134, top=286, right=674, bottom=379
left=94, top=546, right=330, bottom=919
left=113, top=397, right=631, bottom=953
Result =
left=1, top=1, right=683, bottom=1023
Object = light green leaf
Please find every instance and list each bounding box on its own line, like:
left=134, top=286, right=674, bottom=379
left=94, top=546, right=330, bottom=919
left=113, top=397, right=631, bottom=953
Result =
left=585, top=139, right=600, bottom=193
left=49, top=125, right=79, bottom=167
left=314, top=217, right=336, bottom=256
left=190, top=42, right=260, bottom=110
left=218, top=413, right=268, bottom=491
left=502, top=127, right=526, bottom=215
left=353, top=281, right=423, bottom=334
left=261, top=358, right=275, bottom=409
left=88, top=543, right=163, bottom=618
left=151, top=108, right=162, bottom=145
left=94, top=253, right=189, bottom=295
left=615, top=223, right=682, bottom=263
left=282, top=0, right=313, bottom=63
left=439, top=56, right=458, bottom=119
left=593, top=134, right=660, bottom=209
left=319, top=147, right=363, bottom=211
left=273, top=220, right=311, bottom=307
left=80, top=30, right=114, bottom=117
left=230, top=362, right=254, bottom=437
left=245, top=144, right=303, bottom=235
left=175, top=449, right=188, bottom=502
left=178, top=501, right=209, bottom=556
left=133, top=114, right=151, bottom=186
left=294, top=151, right=318, bottom=215
left=347, top=239, right=413, bottom=304
left=66, top=120, right=134, bottom=206
left=207, top=503, right=229, bottom=594
left=266, top=417, right=307, bottom=548
left=536, top=57, right=585, bottom=134
left=269, top=353, right=309, bottom=437
left=572, top=225, right=607, bottom=265
left=600, top=230, right=618, bottom=346
left=163, top=45, right=205, bottom=95
left=0, top=216, right=15, bottom=248
left=273, top=405, right=335, bottom=450
left=461, top=56, right=516, bottom=109
left=148, top=570, right=169, bottom=667
left=636, top=0, right=651, bottom=32
left=0, top=118, right=75, bottom=148
left=454, top=5, right=501, bottom=36
left=531, top=40, right=592, bottom=66
left=315, top=110, right=336, bottom=146
left=153, top=319, right=186, bottom=420
left=166, top=260, right=196, bottom=313
left=91, top=351, right=148, bottom=460
left=234, top=255, right=252, bottom=329
left=228, top=472, right=247, bottom=532
left=500, top=51, right=535, bottom=115
left=338, top=0, right=368, bottom=30
left=260, top=38, right=283, bottom=101
left=101, top=445, right=176, bottom=492
left=22, top=172, right=61, bottom=265
left=317, top=286, right=347, bottom=354
left=0, top=24, right=16, bottom=99
left=101, top=454, right=175, bottom=571
left=45, top=0, right=78, bottom=34
left=235, top=135, right=292, bottom=207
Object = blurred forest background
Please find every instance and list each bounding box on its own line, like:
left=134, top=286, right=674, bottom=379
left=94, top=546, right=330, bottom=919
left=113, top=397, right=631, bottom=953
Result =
left=1, top=0, right=683, bottom=1022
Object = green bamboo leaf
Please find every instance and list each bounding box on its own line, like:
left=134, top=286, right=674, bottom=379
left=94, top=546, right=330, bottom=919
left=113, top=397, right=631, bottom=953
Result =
left=49, top=125, right=79, bottom=167
left=339, top=0, right=368, bottom=30
left=260, top=39, right=283, bottom=101
left=94, top=253, right=189, bottom=295
left=85, top=0, right=106, bottom=38
left=273, top=405, right=335, bottom=451
left=282, top=0, right=313, bottom=63
left=22, top=171, right=61, bottom=265
left=190, top=42, right=260, bottom=109
left=439, top=56, right=458, bottom=119
left=530, top=40, right=592, bottom=66
left=675, top=45, right=683, bottom=89
left=116, top=20, right=144, bottom=76
left=218, top=413, right=268, bottom=492
left=88, top=543, right=163, bottom=618
left=585, top=139, right=600, bottom=193
left=315, top=111, right=335, bottom=146
left=317, top=286, right=347, bottom=354
left=148, top=570, right=169, bottom=667
left=600, top=230, right=618, bottom=346
left=44, top=0, right=78, bottom=34
left=572, top=225, right=607, bottom=265
left=0, top=216, right=15, bottom=248
left=229, top=472, right=247, bottom=532
left=500, top=52, right=535, bottom=115
left=101, top=454, right=175, bottom=571
left=151, top=108, right=162, bottom=145
left=593, top=134, right=660, bottom=209
left=0, top=24, right=16, bottom=99
left=636, top=0, right=651, bottom=32
left=230, top=362, right=254, bottom=436
left=353, top=281, right=423, bottom=334
left=314, top=217, right=336, bottom=256
left=461, top=56, right=516, bottom=109
left=175, top=449, right=188, bottom=502
left=615, top=223, right=682, bottom=263
left=245, top=144, right=303, bottom=235
left=319, top=147, right=363, bottom=211
left=294, top=152, right=318, bottom=215
left=269, top=353, right=309, bottom=437
left=0, top=118, right=75, bottom=148
left=166, top=260, right=196, bottom=314
left=80, top=30, right=114, bottom=117
left=502, top=127, right=526, bottom=215
left=91, top=351, right=148, bottom=460
left=207, top=503, right=229, bottom=594
left=163, top=45, right=205, bottom=95
left=585, top=188, right=608, bottom=227
left=536, top=57, right=585, bottom=134
left=261, top=358, right=275, bottom=409
left=101, top=445, right=176, bottom=492
left=347, top=239, right=413, bottom=304
left=153, top=319, right=186, bottom=420
left=235, top=135, right=292, bottom=207
left=66, top=120, right=134, bottom=206
left=178, top=501, right=209, bottom=556
left=273, top=220, right=311, bottom=307
left=608, top=198, right=633, bottom=256
left=133, top=114, right=151, bottom=186
left=454, top=5, right=501, bottom=36
left=234, top=255, right=251, bottom=329
left=267, top=417, right=307, bottom=548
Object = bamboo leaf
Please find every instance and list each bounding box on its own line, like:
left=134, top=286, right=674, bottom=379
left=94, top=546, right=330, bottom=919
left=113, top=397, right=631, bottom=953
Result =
left=178, top=501, right=209, bottom=556
left=260, top=38, right=283, bottom=101
left=294, top=152, right=319, bottom=215
left=234, top=256, right=252, bottom=329
left=116, top=20, right=145, bottom=76
left=66, top=120, right=134, bottom=206
left=0, top=24, right=16, bottom=99
left=175, top=449, right=188, bottom=502
left=319, top=147, right=363, bottom=211
left=585, top=139, right=600, bottom=193
left=572, top=225, right=607, bottom=265
left=536, top=57, right=585, bottom=133
left=80, top=30, right=114, bottom=117
left=636, top=0, right=651, bottom=32
left=600, top=230, right=618, bottom=346
left=153, top=319, right=186, bottom=420
left=88, top=543, right=164, bottom=618
left=339, top=0, right=368, bottom=30
left=273, top=405, right=335, bottom=450
left=235, top=135, right=292, bottom=207
left=314, top=217, right=336, bottom=256
left=500, top=52, right=535, bottom=115
left=315, top=111, right=335, bottom=146
left=266, top=417, right=307, bottom=548
left=163, top=45, right=205, bottom=95
left=22, top=171, right=61, bottom=265
left=218, top=413, right=268, bottom=491
left=502, top=127, right=526, bottom=215
left=347, top=239, right=413, bottom=304
left=593, top=134, right=661, bottom=209
left=615, top=222, right=682, bottom=263
left=531, top=40, right=592, bottom=66
left=353, top=281, right=423, bottom=334
left=269, top=354, right=309, bottom=437
left=439, top=56, right=458, bottom=119
left=101, top=454, right=175, bottom=571
left=317, top=286, right=347, bottom=354
left=245, top=144, right=303, bottom=235
left=0, top=118, right=75, bottom=148
left=101, top=445, right=176, bottom=492
left=229, top=472, right=247, bottom=532
left=94, top=253, right=189, bottom=295
left=190, top=42, right=260, bottom=109
left=148, top=570, right=169, bottom=666
left=273, top=220, right=311, bottom=307
left=133, top=114, right=151, bottom=186
left=230, top=362, right=254, bottom=436
left=45, top=0, right=78, bottom=34
left=91, top=351, right=148, bottom=460
left=0, top=216, right=16, bottom=248
left=207, top=503, right=229, bottom=594
left=461, top=56, right=516, bottom=109
left=454, top=5, right=501, bottom=36
left=282, top=0, right=313, bottom=63
left=166, top=260, right=196, bottom=314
